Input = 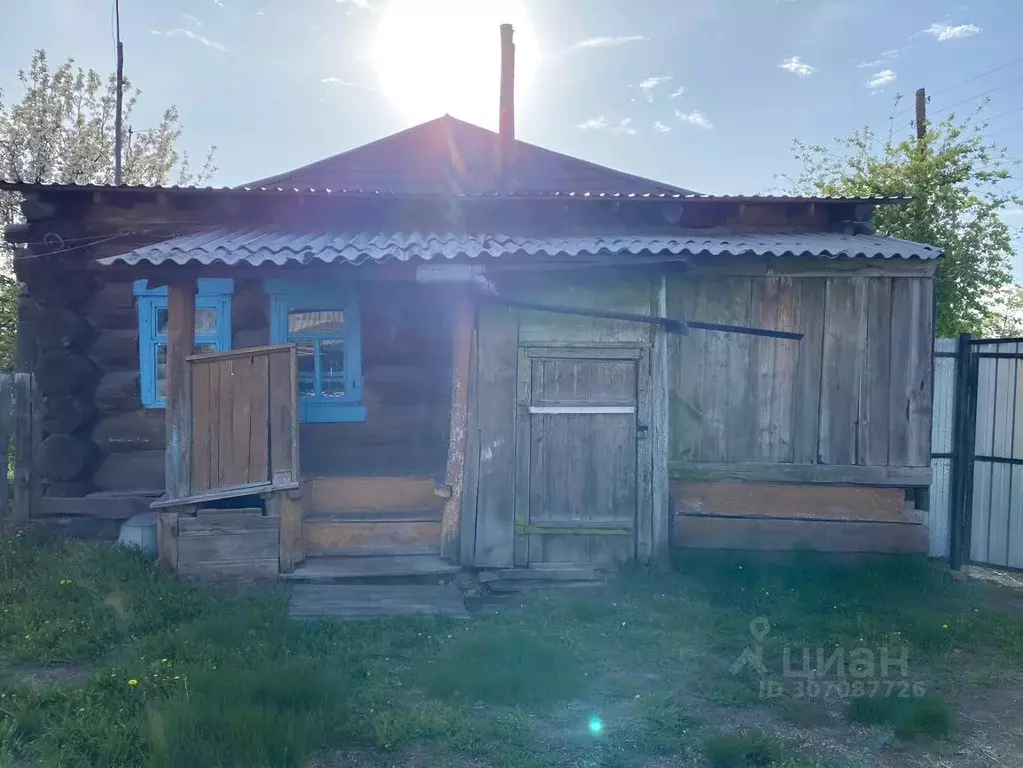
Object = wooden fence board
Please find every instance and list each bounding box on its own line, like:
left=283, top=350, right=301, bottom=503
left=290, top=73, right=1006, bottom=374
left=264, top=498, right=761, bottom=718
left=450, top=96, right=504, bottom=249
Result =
left=192, top=362, right=212, bottom=493
left=819, top=277, right=867, bottom=465
left=249, top=353, right=270, bottom=486
left=860, top=278, right=892, bottom=465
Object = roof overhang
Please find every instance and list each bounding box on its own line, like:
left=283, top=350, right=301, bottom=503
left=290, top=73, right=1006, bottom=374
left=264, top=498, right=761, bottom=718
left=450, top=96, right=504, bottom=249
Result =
left=97, top=228, right=942, bottom=267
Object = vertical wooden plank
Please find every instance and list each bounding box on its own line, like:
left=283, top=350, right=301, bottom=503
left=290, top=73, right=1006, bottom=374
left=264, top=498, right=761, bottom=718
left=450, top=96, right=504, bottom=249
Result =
left=769, top=278, right=799, bottom=463
left=819, top=277, right=866, bottom=465
left=793, top=278, right=826, bottom=463
left=207, top=359, right=221, bottom=490
left=860, top=278, right=892, bottom=465
left=460, top=326, right=481, bottom=566
left=749, top=278, right=779, bottom=462
left=165, top=281, right=196, bottom=499
left=889, top=278, right=934, bottom=466
left=0, top=375, right=11, bottom=522
left=669, top=275, right=706, bottom=462
left=701, top=278, right=753, bottom=461
left=441, top=293, right=474, bottom=562
left=12, top=373, right=32, bottom=524
left=268, top=345, right=299, bottom=486
left=28, top=377, right=42, bottom=521
left=473, top=306, right=519, bottom=567
left=216, top=357, right=234, bottom=488
left=650, top=277, right=670, bottom=568
left=271, top=490, right=303, bottom=574
left=157, top=510, right=179, bottom=571
left=249, top=352, right=270, bottom=485
left=513, top=347, right=531, bottom=567
left=191, top=362, right=212, bottom=494
left=229, top=355, right=253, bottom=487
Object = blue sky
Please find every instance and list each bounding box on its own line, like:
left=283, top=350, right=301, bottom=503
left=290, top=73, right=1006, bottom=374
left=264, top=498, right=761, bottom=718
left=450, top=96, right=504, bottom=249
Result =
left=2, top=0, right=1022, bottom=267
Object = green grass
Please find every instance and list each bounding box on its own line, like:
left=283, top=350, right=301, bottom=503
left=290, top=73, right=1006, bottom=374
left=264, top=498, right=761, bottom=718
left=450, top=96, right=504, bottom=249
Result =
left=0, top=530, right=1019, bottom=767
left=846, top=692, right=956, bottom=740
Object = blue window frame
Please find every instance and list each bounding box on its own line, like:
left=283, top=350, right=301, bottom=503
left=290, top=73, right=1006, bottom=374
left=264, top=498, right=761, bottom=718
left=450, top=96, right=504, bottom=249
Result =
left=134, top=279, right=234, bottom=409
left=266, top=279, right=365, bottom=424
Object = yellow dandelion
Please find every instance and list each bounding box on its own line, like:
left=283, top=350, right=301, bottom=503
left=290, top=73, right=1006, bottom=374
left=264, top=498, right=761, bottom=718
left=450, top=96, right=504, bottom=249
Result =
left=128, top=679, right=138, bottom=687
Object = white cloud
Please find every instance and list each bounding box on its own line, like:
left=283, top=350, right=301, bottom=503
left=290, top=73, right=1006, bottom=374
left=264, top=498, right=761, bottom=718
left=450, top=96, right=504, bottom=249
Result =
left=212, top=0, right=223, bottom=6
left=337, top=0, right=373, bottom=7
left=857, top=59, right=883, bottom=69
left=576, top=116, right=638, bottom=135
left=638, top=76, right=672, bottom=101
left=321, top=77, right=378, bottom=92
left=670, top=86, right=685, bottom=99
left=653, top=121, right=671, bottom=132
left=922, top=22, right=981, bottom=41
left=675, top=110, right=713, bottom=130
left=779, top=56, right=816, bottom=77
left=571, top=35, right=647, bottom=50
left=181, top=13, right=202, bottom=26
left=149, top=28, right=229, bottom=52
left=865, top=69, right=896, bottom=89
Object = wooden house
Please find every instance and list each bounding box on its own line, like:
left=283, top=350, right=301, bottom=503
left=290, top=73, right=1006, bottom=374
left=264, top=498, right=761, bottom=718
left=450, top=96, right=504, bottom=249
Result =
left=1, top=32, right=939, bottom=579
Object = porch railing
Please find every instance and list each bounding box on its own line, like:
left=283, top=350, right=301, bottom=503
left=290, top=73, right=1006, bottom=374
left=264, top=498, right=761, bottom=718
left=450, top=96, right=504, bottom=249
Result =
left=158, top=344, right=299, bottom=506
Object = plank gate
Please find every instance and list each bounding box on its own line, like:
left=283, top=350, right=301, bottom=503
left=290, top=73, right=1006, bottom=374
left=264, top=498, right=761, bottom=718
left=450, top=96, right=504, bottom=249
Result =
left=513, top=347, right=651, bottom=566
left=0, top=373, right=42, bottom=525
left=174, top=344, right=299, bottom=504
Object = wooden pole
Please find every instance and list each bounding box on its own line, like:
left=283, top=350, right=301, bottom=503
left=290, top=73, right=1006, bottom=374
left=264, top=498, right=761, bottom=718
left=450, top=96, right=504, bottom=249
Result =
left=165, top=281, right=195, bottom=500
left=440, top=291, right=474, bottom=562
left=114, top=0, right=124, bottom=184
left=498, top=24, right=515, bottom=180
left=915, top=87, right=927, bottom=142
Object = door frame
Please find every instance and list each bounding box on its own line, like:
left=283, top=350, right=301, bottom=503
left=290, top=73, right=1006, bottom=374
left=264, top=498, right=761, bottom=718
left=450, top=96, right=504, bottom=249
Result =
left=512, top=345, right=654, bottom=566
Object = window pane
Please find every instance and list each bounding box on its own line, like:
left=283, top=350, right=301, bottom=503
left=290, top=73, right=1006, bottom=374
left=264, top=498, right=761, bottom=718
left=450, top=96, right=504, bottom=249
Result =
left=156, top=345, right=167, bottom=400
left=321, top=339, right=346, bottom=398
left=288, top=309, right=343, bottom=335
left=294, top=340, right=316, bottom=396
left=194, top=343, right=217, bottom=355
left=156, top=307, right=219, bottom=334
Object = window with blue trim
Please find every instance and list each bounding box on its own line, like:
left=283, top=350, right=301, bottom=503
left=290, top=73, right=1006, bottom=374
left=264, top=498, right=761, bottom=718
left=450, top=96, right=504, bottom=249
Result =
left=134, top=279, right=234, bottom=409
left=266, top=280, right=365, bottom=423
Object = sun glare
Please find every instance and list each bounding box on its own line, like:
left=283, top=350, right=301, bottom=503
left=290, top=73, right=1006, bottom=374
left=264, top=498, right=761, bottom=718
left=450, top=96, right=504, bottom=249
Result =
left=372, top=0, right=540, bottom=129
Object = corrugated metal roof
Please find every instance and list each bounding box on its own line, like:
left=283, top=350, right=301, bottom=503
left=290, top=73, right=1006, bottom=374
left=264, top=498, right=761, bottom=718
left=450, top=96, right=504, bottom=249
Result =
left=99, top=229, right=942, bottom=267
left=0, top=179, right=908, bottom=204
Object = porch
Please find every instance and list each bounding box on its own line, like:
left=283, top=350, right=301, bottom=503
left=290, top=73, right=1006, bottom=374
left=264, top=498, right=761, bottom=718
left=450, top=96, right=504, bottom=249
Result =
left=151, top=276, right=468, bottom=579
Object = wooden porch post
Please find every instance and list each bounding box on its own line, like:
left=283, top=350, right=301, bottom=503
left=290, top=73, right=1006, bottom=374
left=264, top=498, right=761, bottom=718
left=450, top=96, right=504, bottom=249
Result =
left=165, top=281, right=196, bottom=500
left=440, top=291, right=475, bottom=562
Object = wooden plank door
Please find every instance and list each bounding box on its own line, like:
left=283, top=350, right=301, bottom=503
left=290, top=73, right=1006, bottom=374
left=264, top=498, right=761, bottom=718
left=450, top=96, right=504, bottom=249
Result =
left=514, top=347, right=648, bottom=565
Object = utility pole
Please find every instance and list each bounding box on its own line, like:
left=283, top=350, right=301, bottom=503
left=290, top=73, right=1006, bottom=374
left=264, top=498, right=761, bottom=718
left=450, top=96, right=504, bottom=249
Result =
left=915, top=87, right=927, bottom=142
left=114, top=0, right=124, bottom=185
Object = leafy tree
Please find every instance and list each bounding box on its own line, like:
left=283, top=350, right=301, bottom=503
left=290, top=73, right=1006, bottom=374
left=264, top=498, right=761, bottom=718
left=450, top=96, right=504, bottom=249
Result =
left=0, top=49, right=216, bottom=371
left=787, top=106, right=1018, bottom=337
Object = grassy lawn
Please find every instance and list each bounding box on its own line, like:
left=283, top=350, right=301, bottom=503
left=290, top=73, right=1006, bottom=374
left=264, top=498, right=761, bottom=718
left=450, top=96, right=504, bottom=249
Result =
left=2, top=528, right=1023, bottom=767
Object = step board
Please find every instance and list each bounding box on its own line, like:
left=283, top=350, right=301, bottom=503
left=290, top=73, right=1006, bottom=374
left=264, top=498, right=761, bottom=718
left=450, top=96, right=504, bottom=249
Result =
left=289, top=583, right=469, bottom=620
left=304, top=509, right=441, bottom=556
left=282, top=554, right=460, bottom=582
left=305, top=477, right=444, bottom=516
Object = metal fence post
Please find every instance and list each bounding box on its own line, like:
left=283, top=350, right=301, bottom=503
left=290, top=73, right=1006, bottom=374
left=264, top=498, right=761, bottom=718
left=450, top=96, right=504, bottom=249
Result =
left=948, top=332, right=977, bottom=570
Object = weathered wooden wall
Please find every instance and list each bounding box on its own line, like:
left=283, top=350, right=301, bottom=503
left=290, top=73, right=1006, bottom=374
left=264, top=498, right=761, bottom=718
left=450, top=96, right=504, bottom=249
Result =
left=299, top=281, right=452, bottom=479
left=668, top=273, right=934, bottom=483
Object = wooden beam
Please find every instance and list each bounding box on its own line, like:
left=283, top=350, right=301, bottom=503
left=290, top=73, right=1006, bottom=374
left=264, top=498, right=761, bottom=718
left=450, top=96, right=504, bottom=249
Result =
left=668, top=461, right=931, bottom=487
left=650, top=275, right=671, bottom=570
left=681, top=256, right=938, bottom=278
left=165, top=281, right=196, bottom=500
left=440, top=291, right=474, bottom=562
left=269, top=489, right=304, bottom=574
left=157, top=509, right=180, bottom=571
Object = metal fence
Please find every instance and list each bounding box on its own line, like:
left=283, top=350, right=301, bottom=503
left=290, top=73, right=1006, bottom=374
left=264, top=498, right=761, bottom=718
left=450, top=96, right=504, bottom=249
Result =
left=0, top=373, right=42, bottom=524
left=932, top=335, right=1023, bottom=570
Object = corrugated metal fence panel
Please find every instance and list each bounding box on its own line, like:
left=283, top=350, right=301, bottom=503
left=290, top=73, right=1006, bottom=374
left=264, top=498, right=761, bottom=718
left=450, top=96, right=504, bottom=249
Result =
left=927, top=339, right=956, bottom=557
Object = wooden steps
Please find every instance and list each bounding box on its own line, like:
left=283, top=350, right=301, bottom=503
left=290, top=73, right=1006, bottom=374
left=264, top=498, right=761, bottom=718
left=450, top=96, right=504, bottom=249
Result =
left=288, top=583, right=469, bottom=620
left=303, top=509, right=441, bottom=557
left=305, top=476, right=444, bottom=515
left=282, top=553, right=459, bottom=583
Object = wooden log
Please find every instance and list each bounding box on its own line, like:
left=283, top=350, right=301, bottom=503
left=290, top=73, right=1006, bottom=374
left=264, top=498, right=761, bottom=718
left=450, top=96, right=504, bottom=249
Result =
left=88, top=329, right=138, bottom=370
left=441, top=293, right=473, bottom=562
left=93, top=449, right=165, bottom=492
left=45, top=481, right=94, bottom=498
left=92, top=410, right=166, bottom=453
left=23, top=267, right=96, bottom=309
left=165, top=282, right=195, bottom=499
left=81, top=282, right=137, bottom=331
left=42, top=394, right=97, bottom=435
left=36, top=307, right=92, bottom=350
left=35, top=433, right=96, bottom=482
left=35, top=351, right=96, bottom=395
left=94, top=370, right=143, bottom=415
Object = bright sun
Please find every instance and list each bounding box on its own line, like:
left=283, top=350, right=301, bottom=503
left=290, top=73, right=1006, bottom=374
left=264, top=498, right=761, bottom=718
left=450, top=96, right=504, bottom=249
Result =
left=373, top=0, right=540, bottom=129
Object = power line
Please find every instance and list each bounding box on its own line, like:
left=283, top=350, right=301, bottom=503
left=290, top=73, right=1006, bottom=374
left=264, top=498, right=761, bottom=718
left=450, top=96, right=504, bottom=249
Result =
left=989, top=119, right=1023, bottom=138
left=930, top=75, right=1023, bottom=118
left=928, top=56, right=1023, bottom=100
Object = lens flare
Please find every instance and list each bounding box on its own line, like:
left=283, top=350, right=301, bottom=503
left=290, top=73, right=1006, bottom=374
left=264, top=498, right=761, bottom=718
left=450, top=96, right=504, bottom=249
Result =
left=588, top=716, right=603, bottom=735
